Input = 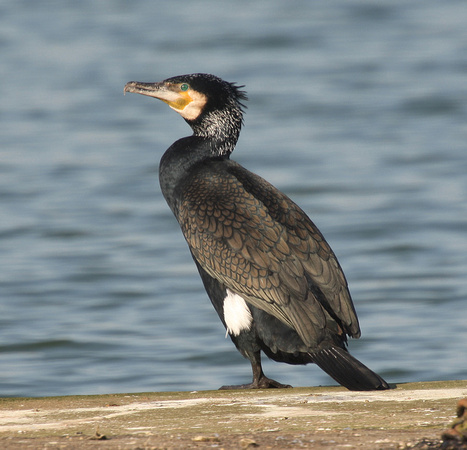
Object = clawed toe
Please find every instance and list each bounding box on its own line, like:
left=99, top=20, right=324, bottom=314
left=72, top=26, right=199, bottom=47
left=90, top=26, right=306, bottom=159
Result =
left=219, top=375, right=292, bottom=390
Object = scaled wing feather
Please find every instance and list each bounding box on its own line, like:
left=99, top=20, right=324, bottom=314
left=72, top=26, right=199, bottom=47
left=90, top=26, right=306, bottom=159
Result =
left=178, top=162, right=360, bottom=347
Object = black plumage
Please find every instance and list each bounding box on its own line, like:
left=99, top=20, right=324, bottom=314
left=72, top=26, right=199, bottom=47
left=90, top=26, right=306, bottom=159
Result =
left=124, top=73, right=389, bottom=391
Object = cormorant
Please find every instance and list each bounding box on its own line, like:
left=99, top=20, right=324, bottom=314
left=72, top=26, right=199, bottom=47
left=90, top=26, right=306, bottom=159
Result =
left=124, top=73, right=389, bottom=391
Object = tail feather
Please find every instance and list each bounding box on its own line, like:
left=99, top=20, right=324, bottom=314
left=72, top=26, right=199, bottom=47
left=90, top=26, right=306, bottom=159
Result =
left=310, top=346, right=390, bottom=391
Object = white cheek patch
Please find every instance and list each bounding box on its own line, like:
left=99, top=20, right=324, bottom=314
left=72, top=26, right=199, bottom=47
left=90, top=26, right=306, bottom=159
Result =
left=177, top=90, right=207, bottom=121
left=223, top=289, right=253, bottom=337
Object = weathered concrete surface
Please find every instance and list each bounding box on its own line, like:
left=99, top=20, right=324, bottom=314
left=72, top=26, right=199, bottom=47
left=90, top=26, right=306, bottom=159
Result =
left=0, top=380, right=466, bottom=449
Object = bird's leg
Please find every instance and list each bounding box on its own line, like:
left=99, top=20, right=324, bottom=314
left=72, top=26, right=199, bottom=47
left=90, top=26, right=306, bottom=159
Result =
left=219, top=350, right=292, bottom=390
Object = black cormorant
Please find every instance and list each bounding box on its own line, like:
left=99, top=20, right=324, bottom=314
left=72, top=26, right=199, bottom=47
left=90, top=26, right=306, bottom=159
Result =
left=124, top=73, right=389, bottom=391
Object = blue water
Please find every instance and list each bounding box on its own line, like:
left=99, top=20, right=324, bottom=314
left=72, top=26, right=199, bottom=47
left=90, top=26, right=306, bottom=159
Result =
left=1, top=0, right=466, bottom=397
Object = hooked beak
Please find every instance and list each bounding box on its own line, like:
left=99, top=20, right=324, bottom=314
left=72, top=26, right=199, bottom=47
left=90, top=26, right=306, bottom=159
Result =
left=124, top=81, right=193, bottom=112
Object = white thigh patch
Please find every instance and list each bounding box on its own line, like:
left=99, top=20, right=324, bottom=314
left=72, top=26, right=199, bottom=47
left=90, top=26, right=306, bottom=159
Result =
left=223, top=289, right=253, bottom=336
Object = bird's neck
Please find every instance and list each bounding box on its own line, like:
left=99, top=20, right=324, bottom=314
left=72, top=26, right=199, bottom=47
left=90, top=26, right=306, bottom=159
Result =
left=188, top=106, right=242, bottom=157
left=159, top=105, right=243, bottom=213
left=159, top=136, right=229, bottom=214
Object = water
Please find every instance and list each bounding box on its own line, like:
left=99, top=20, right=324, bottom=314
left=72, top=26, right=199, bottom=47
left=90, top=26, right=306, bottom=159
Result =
left=1, top=0, right=466, bottom=397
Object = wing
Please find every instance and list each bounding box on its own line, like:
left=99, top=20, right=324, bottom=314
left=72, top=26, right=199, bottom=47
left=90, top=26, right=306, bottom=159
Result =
left=178, top=161, right=360, bottom=348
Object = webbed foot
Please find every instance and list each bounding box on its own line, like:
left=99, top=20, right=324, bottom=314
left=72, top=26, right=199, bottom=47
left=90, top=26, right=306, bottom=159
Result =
left=219, top=375, right=292, bottom=390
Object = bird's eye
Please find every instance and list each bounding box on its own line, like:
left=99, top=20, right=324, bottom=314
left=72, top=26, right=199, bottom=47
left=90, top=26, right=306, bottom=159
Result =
left=180, top=83, right=189, bottom=91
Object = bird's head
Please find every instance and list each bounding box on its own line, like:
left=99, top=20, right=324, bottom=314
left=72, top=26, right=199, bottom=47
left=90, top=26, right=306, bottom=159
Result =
left=124, top=73, right=247, bottom=154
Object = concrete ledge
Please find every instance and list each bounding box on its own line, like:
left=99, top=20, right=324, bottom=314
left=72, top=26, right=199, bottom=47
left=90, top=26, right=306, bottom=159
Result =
left=1, top=380, right=466, bottom=449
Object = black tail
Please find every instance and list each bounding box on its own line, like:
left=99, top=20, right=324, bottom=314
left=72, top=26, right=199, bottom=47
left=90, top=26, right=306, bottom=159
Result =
left=310, top=346, right=390, bottom=391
